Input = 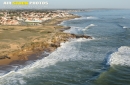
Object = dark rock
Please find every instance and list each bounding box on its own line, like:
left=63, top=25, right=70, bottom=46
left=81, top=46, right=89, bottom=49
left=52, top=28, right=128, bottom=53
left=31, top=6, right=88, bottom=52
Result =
left=71, top=34, right=92, bottom=39
left=0, top=56, right=11, bottom=60
left=60, top=27, right=71, bottom=32
left=47, top=31, right=52, bottom=33
left=6, top=56, right=11, bottom=59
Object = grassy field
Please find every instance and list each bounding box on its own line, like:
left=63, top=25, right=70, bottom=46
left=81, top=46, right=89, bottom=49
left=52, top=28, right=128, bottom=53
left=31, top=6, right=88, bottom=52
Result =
left=0, top=15, right=78, bottom=65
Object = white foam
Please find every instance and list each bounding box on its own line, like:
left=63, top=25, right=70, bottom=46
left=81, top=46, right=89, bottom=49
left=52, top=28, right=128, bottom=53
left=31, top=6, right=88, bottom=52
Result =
left=0, top=71, right=26, bottom=85
left=123, top=26, right=128, bottom=29
left=0, top=38, right=94, bottom=85
left=64, top=25, right=96, bottom=34
left=64, top=26, right=83, bottom=34
left=82, top=24, right=96, bottom=31
left=58, top=21, right=66, bottom=26
left=74, top=16, right=98, bottom=20
left=119, top=24, right=129, bottom=29
left=74, top=17, right=86, bottom=20
left=86, top=16, right=98, bottom=20
left=107, top=46, right=130, bottom=66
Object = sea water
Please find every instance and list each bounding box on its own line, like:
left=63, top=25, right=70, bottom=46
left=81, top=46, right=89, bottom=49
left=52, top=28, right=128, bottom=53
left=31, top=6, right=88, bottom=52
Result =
left=0, top=9, right=130, bottom=85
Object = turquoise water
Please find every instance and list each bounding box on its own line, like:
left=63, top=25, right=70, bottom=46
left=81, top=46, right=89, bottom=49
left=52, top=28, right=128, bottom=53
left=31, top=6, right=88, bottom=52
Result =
left=0, top=9, right=130, bottom=85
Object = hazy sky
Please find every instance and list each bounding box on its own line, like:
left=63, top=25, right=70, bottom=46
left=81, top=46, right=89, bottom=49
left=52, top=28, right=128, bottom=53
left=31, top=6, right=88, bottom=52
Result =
left=0, top=0, right=130, bottom=9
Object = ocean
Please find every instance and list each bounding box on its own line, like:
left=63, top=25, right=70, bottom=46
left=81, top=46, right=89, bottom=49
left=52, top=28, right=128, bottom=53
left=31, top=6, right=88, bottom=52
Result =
left=0, top=9, right=130, bottom=85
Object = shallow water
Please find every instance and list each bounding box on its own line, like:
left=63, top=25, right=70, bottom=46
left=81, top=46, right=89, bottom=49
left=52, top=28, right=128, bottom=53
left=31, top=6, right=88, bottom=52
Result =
left=0, top=9, right=130, bottom=85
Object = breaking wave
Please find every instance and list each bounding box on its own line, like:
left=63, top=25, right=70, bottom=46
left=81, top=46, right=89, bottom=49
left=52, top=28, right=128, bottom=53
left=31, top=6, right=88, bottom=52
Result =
left=64, top=24, right=96, bottom=34
left=86, top=16, right=98, bottom=19
left=82, top=24, right=96, bottom=31
left=107, top=46, right=130, bottom=66
left=118, top=24, right=130, bottom=29
left=0, top=37, right=94, bottom=85
left=64, top=26, right=83, bottom=34
left=74, top=16, right=98, bottom=20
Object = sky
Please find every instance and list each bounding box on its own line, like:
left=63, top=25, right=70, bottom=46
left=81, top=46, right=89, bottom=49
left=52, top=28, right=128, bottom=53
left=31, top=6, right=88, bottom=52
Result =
left=0, top=0, right=130, bottom=9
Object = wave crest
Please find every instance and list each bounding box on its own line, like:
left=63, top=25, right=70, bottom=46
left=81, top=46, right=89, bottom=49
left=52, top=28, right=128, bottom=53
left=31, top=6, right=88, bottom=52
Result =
left=82, top=24, right=96, bottom=31
left=74, top=16, right=98, bottom=20
left=86, top=16, right=98, bottom=19
left=107, top=46, right=130, bottom=66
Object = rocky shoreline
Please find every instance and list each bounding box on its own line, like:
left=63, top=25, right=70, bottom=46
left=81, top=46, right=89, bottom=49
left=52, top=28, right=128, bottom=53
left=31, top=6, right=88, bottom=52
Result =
left=0, top=15, right=92, bottom=66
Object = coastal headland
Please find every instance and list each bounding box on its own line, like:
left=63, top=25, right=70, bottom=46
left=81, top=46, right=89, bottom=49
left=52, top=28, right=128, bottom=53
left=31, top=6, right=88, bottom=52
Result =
left=0, top=10, right=92, bottom=65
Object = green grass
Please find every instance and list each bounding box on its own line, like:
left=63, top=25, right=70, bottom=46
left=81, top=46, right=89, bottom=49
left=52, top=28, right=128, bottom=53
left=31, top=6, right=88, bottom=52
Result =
left=21, top=28, right=39, bottom=32
left=0, top=30, right=39, bottom=40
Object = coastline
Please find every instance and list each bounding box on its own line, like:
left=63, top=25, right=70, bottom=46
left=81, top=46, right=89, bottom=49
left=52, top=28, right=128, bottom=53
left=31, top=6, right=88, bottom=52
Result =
left=0, top=14, right=92, bottom=66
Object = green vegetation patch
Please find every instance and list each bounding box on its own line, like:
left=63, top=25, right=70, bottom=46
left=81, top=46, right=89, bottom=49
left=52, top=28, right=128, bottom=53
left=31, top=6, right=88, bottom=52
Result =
left=21, top=28, right=39, bottom=32
left=0, top=30, right=39, bottom=40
